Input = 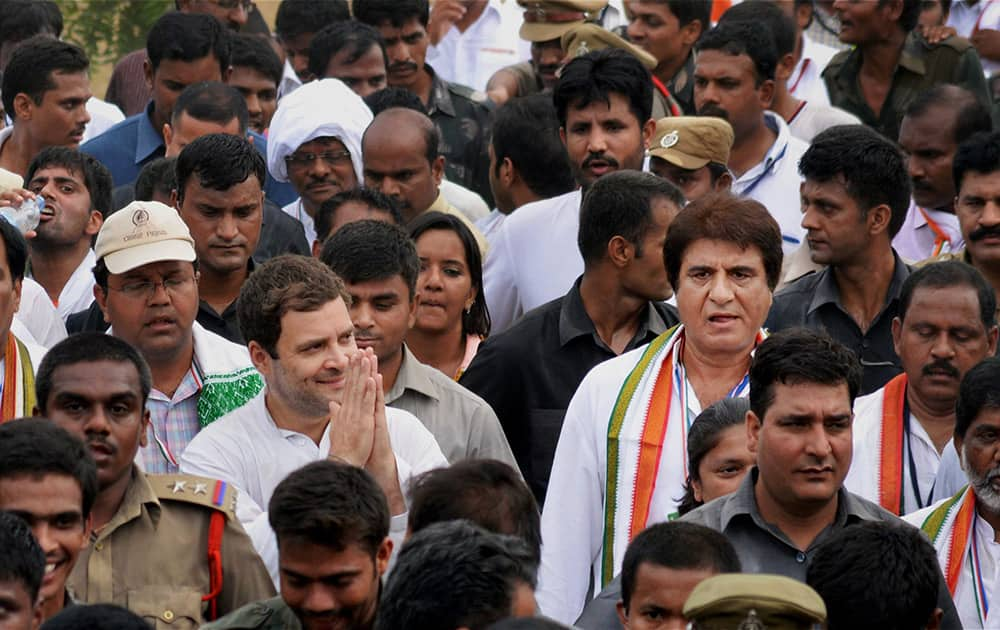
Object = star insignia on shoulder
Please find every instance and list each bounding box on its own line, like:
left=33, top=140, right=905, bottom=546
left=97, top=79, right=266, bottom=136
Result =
left=193, top=483, right=208, bottom=495
left=170, top=480, right=187, bottom=494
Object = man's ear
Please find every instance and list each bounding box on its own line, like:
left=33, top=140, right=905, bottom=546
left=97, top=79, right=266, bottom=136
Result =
left=757, top=79, right=776, bottom=110
left=746, top=409, right=762, bottom=454
left=143, top=59, right=154, bottom=91
left=94, top=283, right=111, bottom=324
left=713, top=170, right=733, bottom=192
left=12, top=92, right=34, bottom=121
left=431, top=155, right=445, bottom=186
left=248, top=340, right=272, bottom=376
left=616, top=599, right=630, bottom=629
left=891, top=316, right=903, bottom=357
left=375, top=536, right=394, bottom=577
left=139, top=409, right=151, bottom=449
left=607, top=235, right=633, bottom=269
left=163, top=122, right=174, bottom=148
left=680, top=18, right=704, bottom=47
left=867, top=203, right=892, bottom=236
left=926, top=607, right=944, bottom=630
left=775, top=53, right=797, bottom=82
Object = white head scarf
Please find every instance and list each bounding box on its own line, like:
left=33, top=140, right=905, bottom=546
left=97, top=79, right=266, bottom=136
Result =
left=266, top=78, right=373, bottom=184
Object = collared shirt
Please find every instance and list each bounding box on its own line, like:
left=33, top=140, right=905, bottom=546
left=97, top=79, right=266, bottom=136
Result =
left=386, top=345, right=517, bottom=467
left=14, top=277, right=66, bottom=349
left=475, top=208, right=507, bottom=248
left=460, top=276, right=678, bottom=503
left=731, top=112, right=809, bottom=254
left=426, top=0, right=530, bottom=92
left=180, top=390, right=448, bottom=585
left=823, top=30, right=991, bottom=141
left=893, top=200, right=964, bottom=261
left=425, top=66, right=495, bottom=206
left=789, top=34, right=839, bottom=107
left=668, top=51, right=697, bottom=115
left=140, top=362, right=202, bottom=475
left=787, top=99, right=862, bottom=143
left=196, top=260, right=256, bottom=344
left=277, top=59, right=302, bottom=101
left=483, top=189, right=583, bottom=333
left=280, top=198, right=315, bottom=245
left=29, top=248, right=97, bottom=320
left=766, top=251, right=910, bottom=394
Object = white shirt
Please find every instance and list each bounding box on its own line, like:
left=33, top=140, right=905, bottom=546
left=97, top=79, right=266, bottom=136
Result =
left=948, top=0, right=1000, bottom=75
left=277, top=59, right=302, bottom=101
left=179, top=390, right=448, bottom=586
left=36, top=248, right=96, bottom=320
left=599, top=0, right=627, bottom=30
left=281, top=198, right=315, bottom=245
left=787, top=101, right=862, bottom=143
left=81, top=97, right=125, bottom=144
left=441, top=178, right=490, bottom=222
left=14, top=277, right=66, bottom=349
left=476, top=208, right=507, bottom=249
left=732, top=112, right=808, bottom=254
left=789, top=34, right=838, bottom=107
left=426, top=0, right=531, bottom=92
left=893, top=200, right=964, bottom=262
left=482, top=189, right=582, bottom=333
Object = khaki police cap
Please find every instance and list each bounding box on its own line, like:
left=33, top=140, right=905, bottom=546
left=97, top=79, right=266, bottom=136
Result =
left=649, top=116, right=734, bottom=170
left=518, top=0, right=608, bottom=42
left=560, top=22, right=657, bottom=71
left=684, top=574, right=826, bottom=630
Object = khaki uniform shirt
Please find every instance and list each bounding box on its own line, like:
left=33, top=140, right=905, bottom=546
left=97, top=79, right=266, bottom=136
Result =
left=68, top=468, right=275, bottom=629
left=201, top=596, right=301, bottom=630
left=823, top=31, right=990, bottom=141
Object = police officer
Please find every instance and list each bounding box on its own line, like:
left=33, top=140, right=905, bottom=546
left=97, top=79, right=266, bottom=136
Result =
left=684, top=574, right=827, bottom=630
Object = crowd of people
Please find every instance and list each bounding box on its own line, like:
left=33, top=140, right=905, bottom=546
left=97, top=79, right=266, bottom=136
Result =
left=2, top=0, right=1000, bottom=628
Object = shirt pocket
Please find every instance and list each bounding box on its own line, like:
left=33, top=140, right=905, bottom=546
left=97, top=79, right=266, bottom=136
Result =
left=127, top=586, right=204, bottom=629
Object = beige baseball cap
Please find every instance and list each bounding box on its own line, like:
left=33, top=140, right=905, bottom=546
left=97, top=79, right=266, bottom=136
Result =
left=684, top=574, right=826, bottom=629
left=95, top=200, right=196, bottom=275
left=560, top=23, right=658, bottom=71
left=518, top=0, right=608, bottom=42
left=649, top=117, right=735, bottom=170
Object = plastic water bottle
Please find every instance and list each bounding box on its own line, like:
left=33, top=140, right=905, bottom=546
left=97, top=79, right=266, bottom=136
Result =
left=0, top=197, right=42, bottom=234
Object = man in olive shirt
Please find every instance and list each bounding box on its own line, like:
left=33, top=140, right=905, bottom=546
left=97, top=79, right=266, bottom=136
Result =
left=823, top=0, right=989, bottom=141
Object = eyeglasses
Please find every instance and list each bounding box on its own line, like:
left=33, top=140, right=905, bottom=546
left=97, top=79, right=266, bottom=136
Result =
left=284, top=150, right=352, bottom=168
left=107, top=275, right=196, bottom=300
left=207, top=0, right=254, bottom=11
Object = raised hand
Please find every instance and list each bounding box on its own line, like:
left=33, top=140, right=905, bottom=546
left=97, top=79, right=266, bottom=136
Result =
left=327, top=350, right=377, bottom=467
left=427, top=0, right=466, bottom=45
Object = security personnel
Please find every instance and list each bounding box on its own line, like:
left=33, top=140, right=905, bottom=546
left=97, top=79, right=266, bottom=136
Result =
left=35, top=333, right=275, bottom=630
left=684, top=574, right=827, bottom=630
left=647, top=116, right=734, bottom=201
left=561, top=22, right=682, bottom=119
left=487, top=0, right=608, bottom=104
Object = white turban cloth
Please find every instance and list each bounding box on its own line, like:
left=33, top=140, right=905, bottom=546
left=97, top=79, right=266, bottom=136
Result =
left=266, top=78, right=374, bottom=185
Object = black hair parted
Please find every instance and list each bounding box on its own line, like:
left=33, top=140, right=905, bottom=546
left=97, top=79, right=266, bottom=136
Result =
left=26, top=147, right=112, bottom=217
left=315, top=187, right=403, bottom=243
left=1, top=35, right=88, bottom=119
left=309, top=20, right=387, bottom=81
left=231, top=33, right=282, bottom=86
left=719, top=1, right=797, bottom=58
left=320, top=218, right=420, bottom=298
left=175, top=133, right=265, bottom=204
left=146, top=12, right=230, bottom=74
left=696, top=21, right=777, bottom=84
left=554, top=48, right=652, bottom=129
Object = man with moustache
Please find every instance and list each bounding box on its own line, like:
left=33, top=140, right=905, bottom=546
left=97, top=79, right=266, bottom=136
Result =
left=905, top=357, right=1000, bottom=629
left=34, top=333, right=275, bottom=626
left=846, top=262, right=998, bottom=516
left=483, top=48, right=655, bottom=333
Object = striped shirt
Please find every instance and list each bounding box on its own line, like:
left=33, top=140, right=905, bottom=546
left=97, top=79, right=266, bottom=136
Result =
left=138, top=363, right=202, bottom=474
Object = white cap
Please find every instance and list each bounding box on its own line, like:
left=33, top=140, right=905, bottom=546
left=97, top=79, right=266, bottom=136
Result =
left=95, top=200, right=196, bottom=274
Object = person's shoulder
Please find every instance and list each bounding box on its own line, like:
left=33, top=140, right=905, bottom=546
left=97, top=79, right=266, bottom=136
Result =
left=496, top=296, right=564, bottom=340
left=80, top=113, right=141, bottom=150
left=822, top=47, right=854, bottom=76
left=147, top=472, right=239, bottom=520
left=200, top=597, right=293, bottom=630
left=901, top=494, right=954, bottom=529
left=844, top=489, right=901, bottom=523
left=191, top=392, right=266, bottom=443
left=773, top=270, right=822, bottom=300
left=922, top=32, right=976, bottom=56
left=576, top=339, right=654, bottom=392
left=679, top=492, right=730, bottom=529
left=445, top=80, right=495, bottom=111
left=504, top=190, right=581, bottom=233
left=417, top=359, right=496, bottom=410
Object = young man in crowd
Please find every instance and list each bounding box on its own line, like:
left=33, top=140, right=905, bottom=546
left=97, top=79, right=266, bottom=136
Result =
left=228, top=33, right=281, bottom=135
left=0, top=511, right=45, bottom=630
left=92, top=200, right=263, bottom=473
left=308, top=21, right=389, bottom=100
left=767, top=125, right=912, bottom=395
left=274, top=0, right=351, bottom=93
left=180, top=255, right=447, bottom=583
left=312, top=187, right=403, bottom=257
left=646, top=116, right=734, bottom=202
left=320, top=220, right=515, bottom=467
left=847, top=262, right=998, bottom=514
left=35, top=332, right=275, bottom=624
left=0, top=37, right=91, bottom=178
left=461, top=172, right=681, bottom=504
left=203, top=460, right=391, bottom=630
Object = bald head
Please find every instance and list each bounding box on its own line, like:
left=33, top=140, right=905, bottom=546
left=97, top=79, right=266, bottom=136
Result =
left=362, top=108, right=445, bottom=220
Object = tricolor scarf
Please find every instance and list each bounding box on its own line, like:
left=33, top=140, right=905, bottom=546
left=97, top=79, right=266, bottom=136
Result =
left=877, top=373, right=908, bottom=515
left=191, top=323, right=263, bottom=428
left=601, top=324, right=762, bottom=586
left=0, top=332, right=34, bottom=422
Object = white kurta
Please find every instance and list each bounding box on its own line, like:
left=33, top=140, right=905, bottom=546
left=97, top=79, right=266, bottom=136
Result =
left=789, top=34, right=838, bottom=106
left=180, top=390, right=448, bottom=586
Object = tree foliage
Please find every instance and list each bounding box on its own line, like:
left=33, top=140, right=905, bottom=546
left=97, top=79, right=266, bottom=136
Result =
left=54, top=0, right=172, bottom=66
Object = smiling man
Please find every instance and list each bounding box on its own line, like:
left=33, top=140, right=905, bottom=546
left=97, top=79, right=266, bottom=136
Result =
left=537, top=193, right=781, bottom=623
left=35, top=332, right=274, bottom=626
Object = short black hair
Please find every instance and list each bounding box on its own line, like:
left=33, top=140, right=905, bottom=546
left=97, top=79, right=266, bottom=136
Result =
left=134, top=157, right=177, bottom=203
left=364, top=86, right=426, bottom=116
left=2, top=35, right=88, bottom=120
left=26, top=147, right=112, bottom=217
left=677, top=398, right=750, bottom=516
left=578, top=170, right=684, bottom=266
left=407, top=460, right=540, bottom=568
left=890, top=0, right=922, bottom=32
left=146, top=12, right=231, bottom=74
left=749, top=328, right=863, bottom=422
left=376, top=520, right=537, bottom=630
left=0, top=511, right=44, bottom=603
left=353, top=0, right=430, bottom=28
left=36, top=333, right=153, bottom=413
left=0, top=0, right=62, bottom=46
left=315, top=187, right=403, bottom=243
left=719, top=1, right=796, bottom=58
left=553, top=49, right=652, bottom=129
left=320, top=219, right=420, bottom=298
left=904, top=84, right=992, bottom=146
left=620, top=522, right=741, bottom=611
left=275, top=0, right=350, bottom=41
left=175, top=134, right=264, bottom=204
left=696, top=21, right=777, bottom=84
left=798, top=125, right=910, bottom=238
left=171, top=81, right=249, bottom=135
left=899, top=261, right=997, bottom=328
left=955, top=357, right=1000, bottom=439
left=806, top=521, right=940, bottom=630
left=491, top=95, right=575, bottom=202
left=0, top=418, right=98, bottom=519
left=660, top=0, right=712, bottom=28
left=269, top=460, right=389, bottom=555
left=954, top=130, right=1000, bottom=194
left=39, top=603, right=152, bottom=630
left=408, top=212, right=491, bottom=337
left=0, top=218, right=28, bottom=282
left=230, top=33, right=282, bottom=86
left=309, top=20, right=387, bottom=80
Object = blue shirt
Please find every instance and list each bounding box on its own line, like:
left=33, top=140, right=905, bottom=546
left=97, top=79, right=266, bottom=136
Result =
left=81, top=102, right=297, bottom=206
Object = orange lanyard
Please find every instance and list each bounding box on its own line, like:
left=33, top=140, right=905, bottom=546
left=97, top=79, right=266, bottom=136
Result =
left=651, top=76, right=682, bottom=117
left=919, top=207, right=951, bottom=256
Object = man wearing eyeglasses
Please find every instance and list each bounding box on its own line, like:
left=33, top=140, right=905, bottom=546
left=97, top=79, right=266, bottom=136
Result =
left=92, top=199, right=263, bottom=474
left=267, top=78, right=372, bottom=245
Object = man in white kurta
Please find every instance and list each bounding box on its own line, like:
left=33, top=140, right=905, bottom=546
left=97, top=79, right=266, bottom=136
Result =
left=846, top=261, right=998, bottom=516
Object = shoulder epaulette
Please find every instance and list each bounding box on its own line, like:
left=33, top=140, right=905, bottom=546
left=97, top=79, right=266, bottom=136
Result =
left=152, top=474, right=237, bottom=519
left=933, top=34, right=975, bottom=53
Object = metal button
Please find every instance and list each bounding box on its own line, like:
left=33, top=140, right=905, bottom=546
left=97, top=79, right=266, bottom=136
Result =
left=163, top=610, right=174, bottom=622
left=795, top=552, right=806, bottom=563
left=94, top=542, right=103, bottom=551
